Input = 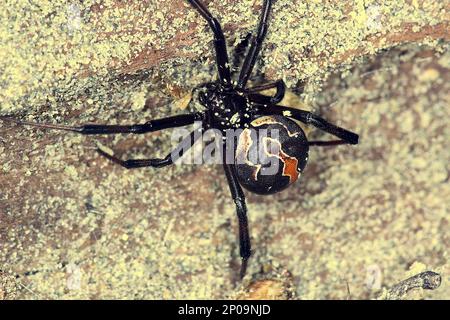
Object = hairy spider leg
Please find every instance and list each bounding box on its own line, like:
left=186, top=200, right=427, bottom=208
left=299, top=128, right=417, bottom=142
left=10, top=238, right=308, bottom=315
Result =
left=0, top=113, right=202, bottom=135
left=187, top=0, right=232, bottom=86
left=223, top=161, right=251, bottom=279
left=246, top=79, right=286, bottom=105
left=97, top=128, right=203, bottom=169
left=257, top=105, right=359, bottom=145
left=237, top=0, right=273, bottom=89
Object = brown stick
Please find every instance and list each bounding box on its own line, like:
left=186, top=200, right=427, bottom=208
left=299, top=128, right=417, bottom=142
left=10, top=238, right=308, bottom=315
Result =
left=381, top=271, right=442, bottom=300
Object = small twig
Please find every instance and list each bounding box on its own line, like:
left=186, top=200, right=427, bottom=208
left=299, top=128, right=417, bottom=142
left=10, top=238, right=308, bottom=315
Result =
left=345, top=280, right=352, bottom=300
left=381, top=271, right=442, bottom=300
left=17, top=282, right=42, bottom=300
left=162, top=217, right=176, bottom=244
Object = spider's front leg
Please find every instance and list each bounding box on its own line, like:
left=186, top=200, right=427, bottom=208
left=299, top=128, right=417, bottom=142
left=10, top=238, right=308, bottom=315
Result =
left=1, top=112, right=205, bottom=168
left=187, top=0, right=232, bottom=86
left=223, top=161, right=251, bottom=279
left=237, top=0, right=273, bottom=89
left=0, top=113, right=202, bottom=135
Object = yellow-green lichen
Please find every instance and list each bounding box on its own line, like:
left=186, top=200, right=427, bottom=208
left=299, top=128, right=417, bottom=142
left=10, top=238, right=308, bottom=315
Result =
left=0, top=0, right=449, bottom=300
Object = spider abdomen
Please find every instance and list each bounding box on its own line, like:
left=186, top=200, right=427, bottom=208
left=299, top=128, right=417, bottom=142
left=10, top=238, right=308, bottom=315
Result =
left=235, top=115, right=309, bottom=195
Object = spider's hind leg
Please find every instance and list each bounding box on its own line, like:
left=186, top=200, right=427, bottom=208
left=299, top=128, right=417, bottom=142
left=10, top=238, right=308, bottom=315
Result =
left=223, top=162, right=251, bottom=279
left=258, top=105, right=359, bottom=145
left=97, top=128, right=203, bottom=169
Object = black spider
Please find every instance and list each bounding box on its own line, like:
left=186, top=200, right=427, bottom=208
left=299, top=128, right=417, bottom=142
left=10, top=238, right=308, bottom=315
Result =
left=1, top=0, right=358, bottom=279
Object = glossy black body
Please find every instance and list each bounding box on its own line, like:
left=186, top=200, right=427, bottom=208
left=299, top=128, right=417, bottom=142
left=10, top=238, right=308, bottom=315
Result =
left=1, top=0, right=359, bottom=280
left=235, top=115, right=309, bottom=195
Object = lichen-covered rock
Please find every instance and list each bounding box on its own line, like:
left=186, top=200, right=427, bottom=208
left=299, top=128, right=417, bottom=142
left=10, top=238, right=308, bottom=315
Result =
left=0, top=1, right=448, bottom=299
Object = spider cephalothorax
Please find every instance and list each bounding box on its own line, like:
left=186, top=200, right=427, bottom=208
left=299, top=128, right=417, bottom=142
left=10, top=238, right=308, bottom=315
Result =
left=0, top=0, right=359, bottom=279
left=197, top=83, right=254, bottom=131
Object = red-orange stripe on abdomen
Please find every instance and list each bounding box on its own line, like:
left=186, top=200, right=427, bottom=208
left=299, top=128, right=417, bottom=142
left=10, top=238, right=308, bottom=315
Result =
left=278, top=148, right=299, bottom=183
left=263, top=137, right=299, bottom=184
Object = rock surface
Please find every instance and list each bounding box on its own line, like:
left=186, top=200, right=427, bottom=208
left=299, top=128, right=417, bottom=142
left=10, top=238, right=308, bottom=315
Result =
left=0, top=0, right=448, bottom=299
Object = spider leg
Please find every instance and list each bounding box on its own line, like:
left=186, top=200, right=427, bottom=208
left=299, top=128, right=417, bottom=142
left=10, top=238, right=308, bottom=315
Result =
left=246, top=80, right=286, bottom=95
left=237, top=0, right=273, bottom=89
left=309, top=140, right=351, bottom=147
left=0, top=113, right=202, bottom=135
left=246, top=79, right=286, bottom=104
left=231, top=33, right=252, bottom=77
left=97, top=128, right=203, bottom=169
left=258, top=105, right=359, bottom=144
left=187, top=0, right=232, bottom=86
left=223, top=162, right=251, bottom=279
